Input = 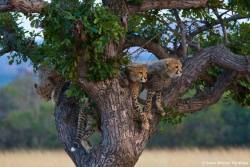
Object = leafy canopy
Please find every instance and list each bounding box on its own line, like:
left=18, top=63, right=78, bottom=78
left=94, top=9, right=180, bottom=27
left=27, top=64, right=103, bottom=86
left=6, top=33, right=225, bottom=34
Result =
left=34, top=0, right=126, bottom=81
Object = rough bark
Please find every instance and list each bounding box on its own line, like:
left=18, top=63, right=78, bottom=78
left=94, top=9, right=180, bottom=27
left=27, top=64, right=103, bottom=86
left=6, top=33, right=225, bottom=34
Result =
left=0, top=0, right=208, bottom=14
left=0, top=0, right=45, bottom=13
left=54, top=79, right=156, bottom=167
left=54, top=94, right=87, bottom=166
left=128, top=0, right=208, bottom=13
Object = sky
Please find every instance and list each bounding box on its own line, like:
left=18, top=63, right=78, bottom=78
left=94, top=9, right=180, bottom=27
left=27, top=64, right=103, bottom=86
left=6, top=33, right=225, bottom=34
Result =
left=0, top=55, right=33, bottom=87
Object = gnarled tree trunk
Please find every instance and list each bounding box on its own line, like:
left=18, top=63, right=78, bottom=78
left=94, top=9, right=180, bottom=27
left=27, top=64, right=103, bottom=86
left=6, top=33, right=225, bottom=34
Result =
left=55, top=79, right=154, bottom=167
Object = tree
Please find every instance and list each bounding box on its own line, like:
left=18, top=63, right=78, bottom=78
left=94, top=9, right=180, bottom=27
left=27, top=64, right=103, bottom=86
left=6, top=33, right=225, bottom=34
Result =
left=0, top=0, right=250, bottom=166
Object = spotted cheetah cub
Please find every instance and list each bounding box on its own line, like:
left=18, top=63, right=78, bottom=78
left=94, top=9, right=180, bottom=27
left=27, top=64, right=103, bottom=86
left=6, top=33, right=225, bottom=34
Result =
left=145, top=58, right=182, bottom=116
left=34, top=67, right=95, bottom=153
left=125, top=64, right=150, bottom=130
left=34, top=67, right=64, bottom=104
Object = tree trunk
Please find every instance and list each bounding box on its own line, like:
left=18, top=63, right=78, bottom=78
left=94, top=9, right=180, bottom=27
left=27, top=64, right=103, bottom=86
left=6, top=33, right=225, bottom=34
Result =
left=55, top=79, right=152, bottom=167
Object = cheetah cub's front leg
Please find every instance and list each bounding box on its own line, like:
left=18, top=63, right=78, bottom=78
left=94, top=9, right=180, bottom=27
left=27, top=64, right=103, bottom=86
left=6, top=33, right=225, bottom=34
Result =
left=155, top=91, right=166, bottom=117
left=142, top=89, right=155, bottom=130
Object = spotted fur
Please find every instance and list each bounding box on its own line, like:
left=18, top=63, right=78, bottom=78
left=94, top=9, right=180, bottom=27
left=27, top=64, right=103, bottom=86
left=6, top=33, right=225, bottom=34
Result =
left=34, top=67, right=64, bottom=104
left=125, top=64, right=150, bottom=129
left=72, top=108, right=95, bottom=152
left=145, top=58, right=182, bottom=116
left=34, top=67, right=95, bottom=152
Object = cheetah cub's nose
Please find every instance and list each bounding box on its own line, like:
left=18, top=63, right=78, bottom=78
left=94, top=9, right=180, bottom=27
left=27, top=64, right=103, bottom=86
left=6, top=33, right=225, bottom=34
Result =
left=141, top=78, right=147, bottom=83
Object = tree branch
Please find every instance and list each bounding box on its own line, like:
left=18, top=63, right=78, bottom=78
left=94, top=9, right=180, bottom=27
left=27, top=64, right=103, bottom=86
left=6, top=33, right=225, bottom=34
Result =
left=189, top=14, right=248, bottom=37
left=0, top=0, right=12, bottom=12
left=0, top=0, right=46, bottom=13
left=128, top=0, right=208, bottom=14
left=1, top=30, right=16, bottom=51
left=172, top=9, right=188, bottom=57
left=124, top=36, right=170, bottom=59
left=0, top=48, right=10, bottom=55
left=54, top=90, right=88, bottom=166
left=0, top=29, right=37, bottom=58
left=212, top=8, right=229, bottom=44
left=162, top=45, right=250, bottom=108
left=175, top=70, right=237, bottom=113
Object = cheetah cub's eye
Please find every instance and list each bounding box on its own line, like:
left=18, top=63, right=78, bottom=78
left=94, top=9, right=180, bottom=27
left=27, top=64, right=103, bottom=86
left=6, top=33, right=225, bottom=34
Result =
left=139, top=72, right=147, bottom=83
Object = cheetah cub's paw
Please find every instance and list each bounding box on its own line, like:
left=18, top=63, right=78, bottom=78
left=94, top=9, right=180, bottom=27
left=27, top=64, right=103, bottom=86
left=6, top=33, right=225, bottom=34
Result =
left=140, top=112, right=150, bottom=130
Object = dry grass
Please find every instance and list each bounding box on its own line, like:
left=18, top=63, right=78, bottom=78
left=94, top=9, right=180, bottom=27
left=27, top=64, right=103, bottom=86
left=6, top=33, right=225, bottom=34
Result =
left=0, top=150, right=74, bottom=167
left=136, top=149, right=250, bottom=167
left=0, top=149, right=249, bottom=167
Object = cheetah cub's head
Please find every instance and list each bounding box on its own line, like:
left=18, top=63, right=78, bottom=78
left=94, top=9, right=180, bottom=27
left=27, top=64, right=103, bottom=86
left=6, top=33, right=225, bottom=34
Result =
left=126, top=64, right=147, bottom=83
left=164, top=58, right=182, bottom=79
left=34, top=67, right=61, bottom=101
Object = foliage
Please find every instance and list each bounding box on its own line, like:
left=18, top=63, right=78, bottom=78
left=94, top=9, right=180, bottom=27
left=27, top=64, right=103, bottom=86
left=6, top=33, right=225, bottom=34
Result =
left=228, top=0, right=250, bottom=14
left=227, top=23, right=250, bottom=106
left=128, top=10, right=165, bottom=42
left=0, top=13, right=38, bottom=65
left=229, top=79, right=250, bottom=106
left=161, top=107, right=187, bottom=125
left=229, top=23, right=250, bottom=56
left=66, top=83, right=96, bottom=114
left=30, top=0, right=126, bottom=81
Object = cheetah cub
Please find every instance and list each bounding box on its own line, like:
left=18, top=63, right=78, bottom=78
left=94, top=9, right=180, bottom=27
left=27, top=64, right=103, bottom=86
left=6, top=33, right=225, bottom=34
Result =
left=34, top=67, right=94, bottom=153
left=34, top=67, right=64, bottom=104
left=125, top=64, right=150, bottom=130
left=145, top=58, right=182, bottom=116
left=126, top=64, right=147, bottom=112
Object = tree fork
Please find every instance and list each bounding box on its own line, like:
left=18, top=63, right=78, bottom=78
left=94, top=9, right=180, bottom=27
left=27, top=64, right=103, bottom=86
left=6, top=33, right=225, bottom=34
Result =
left=54, top=79, right=155, bottom=167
